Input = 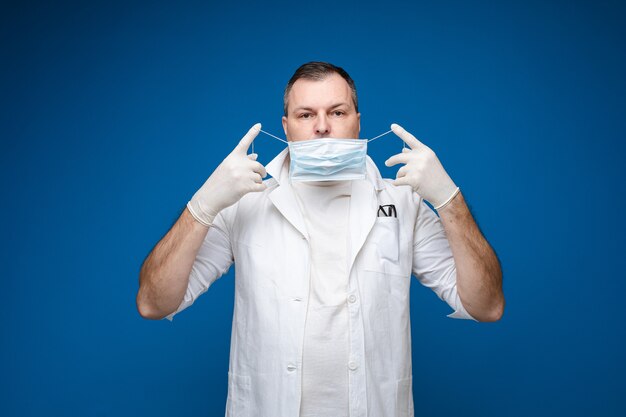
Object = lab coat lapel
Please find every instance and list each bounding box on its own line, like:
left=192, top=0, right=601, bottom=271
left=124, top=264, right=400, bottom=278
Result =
left=266, top=148, right=309, bottom=239
left=348, top=178, right=378, bottom=272
left=264, top=149, right=384, bottom=249
left=268, top=183, right=309, bottom=239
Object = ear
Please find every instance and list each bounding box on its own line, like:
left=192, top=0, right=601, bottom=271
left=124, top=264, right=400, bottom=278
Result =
left=282, top=116, right=289, bottom=139
left=357, top=112, right=361, bottom=136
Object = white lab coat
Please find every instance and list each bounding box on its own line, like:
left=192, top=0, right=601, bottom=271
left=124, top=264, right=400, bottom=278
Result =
left=166, top=148, right=476, bottom=417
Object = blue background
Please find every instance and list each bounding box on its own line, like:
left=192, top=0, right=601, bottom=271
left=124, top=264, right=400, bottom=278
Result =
left=2, top=0, right=625, bottom=416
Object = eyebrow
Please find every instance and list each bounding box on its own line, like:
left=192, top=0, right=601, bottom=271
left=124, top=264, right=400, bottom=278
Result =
left=292, top=103, right=350, bottom=113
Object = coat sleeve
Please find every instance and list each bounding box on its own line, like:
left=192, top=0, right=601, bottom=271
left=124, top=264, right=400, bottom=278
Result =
left=411, top=197, right=477, bottom=321
left=164, top=208, right=235, bottom=321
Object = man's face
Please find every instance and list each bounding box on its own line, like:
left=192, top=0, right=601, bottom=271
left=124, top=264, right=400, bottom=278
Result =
left=282, top=73, right=361, bottom=142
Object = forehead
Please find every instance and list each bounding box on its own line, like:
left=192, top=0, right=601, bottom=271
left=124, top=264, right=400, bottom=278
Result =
left=288, top=73, right=353, bottom=110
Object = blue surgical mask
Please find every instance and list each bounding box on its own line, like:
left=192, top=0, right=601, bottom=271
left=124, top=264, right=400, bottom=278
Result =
left=257, top=128, right=394, bottom=182
left=288, top=138, right=367, bottom=182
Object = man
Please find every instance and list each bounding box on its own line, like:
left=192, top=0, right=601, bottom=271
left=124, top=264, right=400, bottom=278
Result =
left=137, top=62, right=504, bottom=417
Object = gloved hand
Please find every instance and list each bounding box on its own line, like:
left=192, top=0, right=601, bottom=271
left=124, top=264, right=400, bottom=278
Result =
left=385, top=123, right=460, bottom=210
left=187, top=123, right=267, bottom=226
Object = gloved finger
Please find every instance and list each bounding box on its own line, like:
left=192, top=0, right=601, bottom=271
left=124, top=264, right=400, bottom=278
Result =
left=396, top=165, right=409, bottom=178
left=235, top=123, right=262, bottom=154
left=250, top=182, right=267, bottom=193
left=391, top=123, right=424, bottom=150
left=250, top=172, right=263, bottom=184
left=247, top=153, right=258, bottom=160
left=392, top=177, right=412, bottom=187
left=249, top=160, right=267, bottom=178
left=385, top=152, right=411, bottom=167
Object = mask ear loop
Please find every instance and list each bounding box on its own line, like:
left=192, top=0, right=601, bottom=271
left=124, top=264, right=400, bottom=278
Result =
left=259, top=129, right=289, bottom=142
left=366, top=129, right=392, bottom=143
left=249, top=129, right=289, bottom=155
left=258, top=128, right=400, bottom=148
left=366, top=129, right=407, bottom=151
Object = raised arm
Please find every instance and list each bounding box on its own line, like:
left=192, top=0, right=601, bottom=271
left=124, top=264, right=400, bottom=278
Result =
left=386, top=123, right=504, bottom=322
left=136, top=124, right=267, bottom=319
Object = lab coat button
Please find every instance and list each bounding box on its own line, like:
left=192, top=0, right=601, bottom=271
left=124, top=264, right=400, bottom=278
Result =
left=287, top=363, right=297, bottom=372
left=348, top=294, right=357, bottom=303
left=348, top=361, right=358, bottom=371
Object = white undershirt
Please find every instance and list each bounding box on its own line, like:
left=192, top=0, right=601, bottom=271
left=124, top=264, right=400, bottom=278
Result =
left=292, top=180, right=352, bottom=417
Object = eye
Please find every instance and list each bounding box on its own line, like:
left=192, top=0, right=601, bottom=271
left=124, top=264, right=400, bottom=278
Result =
left=299, top=113, right=313, bottom=119
left=332, top=110, right=345, bottom=117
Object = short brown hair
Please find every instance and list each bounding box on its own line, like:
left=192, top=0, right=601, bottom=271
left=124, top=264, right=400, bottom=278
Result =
left=283, top=61, right=358, bottom=117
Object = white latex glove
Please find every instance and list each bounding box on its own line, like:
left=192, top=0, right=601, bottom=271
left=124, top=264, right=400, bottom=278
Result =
left=187, top=123, right=267, bottom=226
left=385, top=123, right=459, bottom=210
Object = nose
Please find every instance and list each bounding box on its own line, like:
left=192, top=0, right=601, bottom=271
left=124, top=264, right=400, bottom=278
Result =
left=314, top=114, right=330, bottom=137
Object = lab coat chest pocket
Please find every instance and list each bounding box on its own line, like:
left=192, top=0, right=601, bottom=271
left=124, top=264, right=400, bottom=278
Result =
left=365, top=217, right=400, bottom=265
left=359, top=217, right=408, bottom=302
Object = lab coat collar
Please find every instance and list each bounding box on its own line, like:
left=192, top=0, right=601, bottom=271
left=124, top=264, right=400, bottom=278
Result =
left=265, top=147, right=385, bottom=270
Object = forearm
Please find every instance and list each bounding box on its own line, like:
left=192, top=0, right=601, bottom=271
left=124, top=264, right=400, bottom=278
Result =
left=438, top=192, right=504, bottom=322
left=137, top=207, right=209, bottom=319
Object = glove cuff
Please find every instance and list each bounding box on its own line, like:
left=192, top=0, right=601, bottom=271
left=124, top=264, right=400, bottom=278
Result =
left=434, top=187, right=461, bottom=211
left=186, top=201, right=214, bottom=227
